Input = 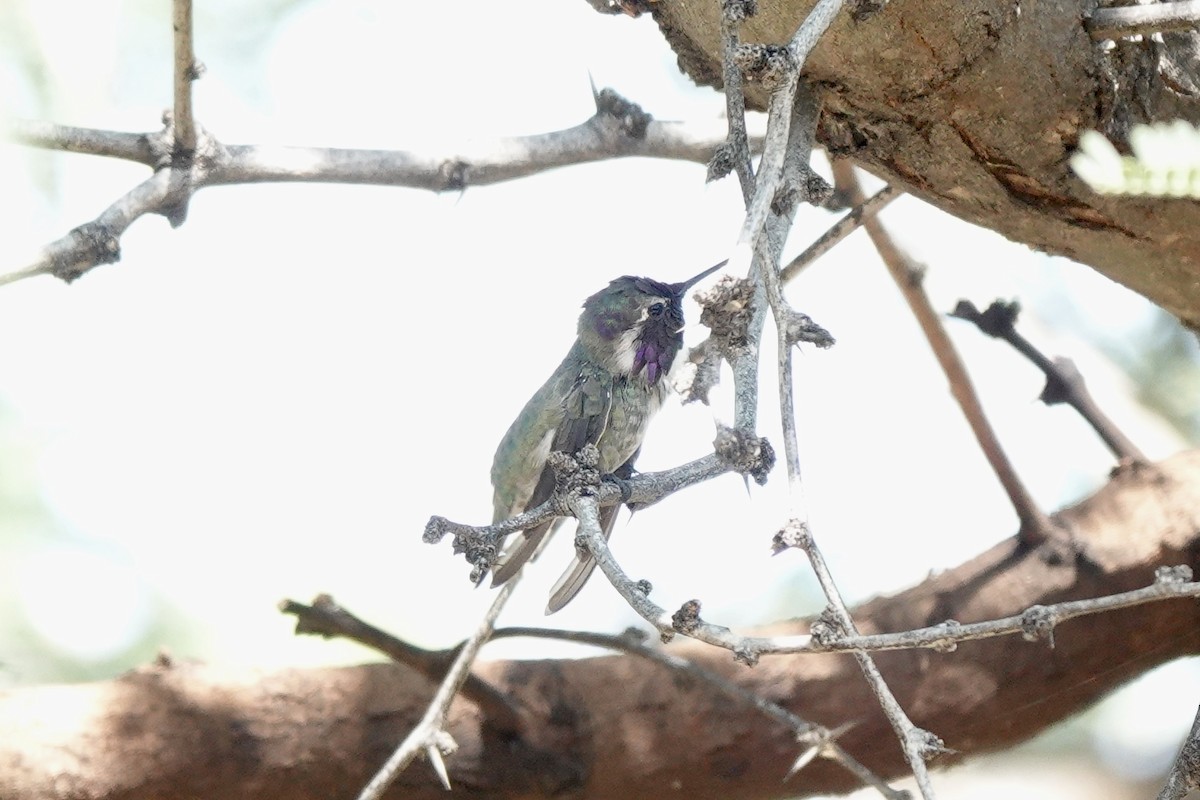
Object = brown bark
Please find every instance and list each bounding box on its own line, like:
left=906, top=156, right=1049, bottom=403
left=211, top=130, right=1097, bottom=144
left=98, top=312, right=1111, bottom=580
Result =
left=649, top=0, right=1200, bottom=327
left=2, top=450, right=1199, bottom=799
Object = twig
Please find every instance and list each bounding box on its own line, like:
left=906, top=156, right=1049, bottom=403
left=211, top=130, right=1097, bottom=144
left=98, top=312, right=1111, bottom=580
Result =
left=171, top=0, right=200, bottom=154
left=8, top=121, right=161, bottom=164
left=729, top=286, right=770, bottom=431
left=715, top=0, right=758, bottom=199
left=560, top=510, right=1197, bottom=651
left=1087, top=0, right=1200, bottom=40
left=752, top=77, right=923, bottom=798
left=5, top=97, right=766, bottom=285
left=355, top=579, right=519, bottom=800
left=489, top=625, right=906, bottom=799
left=779, top=184, right=901, bottom=284
left=567, top=492, right=767, bottom=657
left=488, top=477, right=1200, bottom=660
left=736, top=0, right=846, bottom=252
left=718, top=0, right=848, bottom=292
left=831, top=161, right=1060, bottom=548
left=758, top=565, right=1200, bottom=654
left=950, top=299, right=1148, bottom=465
left=1158, top=704, right=1200, bottom=800
left=714, top=0, right=847, bottom=433
left=783, top=527, right=946, bottom=798
left=1, top=170, right=174, bottom=286
left=279, top=594, right=521, bottom=734
left=424, top=451, right=742, bottom=583
left=759, top=83, right=833, bottom=504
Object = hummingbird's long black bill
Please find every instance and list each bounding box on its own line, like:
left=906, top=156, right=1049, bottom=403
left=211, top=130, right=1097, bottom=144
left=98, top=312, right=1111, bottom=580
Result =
left=672, top=259, right=728, bottom=296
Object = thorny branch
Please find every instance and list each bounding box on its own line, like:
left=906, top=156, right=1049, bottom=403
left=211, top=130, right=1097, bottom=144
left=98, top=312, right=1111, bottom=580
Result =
left=280, top=597, right=903, bottom=798
left=753, top=99, right=940, bottom=796
left=164, top=0, right=202, bottom=226
left=484, top=628, right=897, bottom=793
left=424, top=448, right=761, bottom=584
left=354, top=580, right=520, bottom=800
left=711, top=2, right=943, bottom=795
left=5, top=96, right=766, bottom=286
left=280, top=594, right=521, bottom=734
left=718, top=0, right=848, bottom=286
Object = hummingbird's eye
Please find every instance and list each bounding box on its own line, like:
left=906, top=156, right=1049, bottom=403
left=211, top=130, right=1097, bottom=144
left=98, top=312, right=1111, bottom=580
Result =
left=648, top=302, right=665, bottom=317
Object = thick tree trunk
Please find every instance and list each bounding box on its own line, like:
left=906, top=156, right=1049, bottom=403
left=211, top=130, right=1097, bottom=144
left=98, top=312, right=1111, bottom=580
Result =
left=651, top=0, right=1200, bottom=327
left=2, top=451, right=1198, bottom=800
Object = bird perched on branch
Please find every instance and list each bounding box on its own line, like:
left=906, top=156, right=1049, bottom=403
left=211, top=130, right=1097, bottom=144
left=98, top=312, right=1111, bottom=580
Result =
left=489, top=261, right=724, bottom=613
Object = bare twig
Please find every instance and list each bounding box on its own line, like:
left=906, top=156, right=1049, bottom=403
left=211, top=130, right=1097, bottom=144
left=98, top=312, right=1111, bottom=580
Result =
left=715, top=0, right=758, bottom=198
left=779, top=184, right=901, bottom=284
left=762, top=565, right=1200, bottom=653
left=1, top=170, right=173, bottom=286
left=279, top=594, right=521, bottom=734
left=569, top=505, right=1200, bottom=658
left=565, top=492, right=769, bottom=663
left=785, top=524, right=947, bottom=798
left=713, top=0, right=847, bottom=432
left=468, top=485, right=1200, bottom=660
left=759, top=83, right=833, bottom=504
left=950, top=299, right=1148, bottom=465
left=355, top=579, right=519, bottom=800
left=424, top=451, right=742, bottom=583
left=5, top=98, right=765, bottom=285
left=8, top=121, right=161, bottom=164
left=1158, top=704, right=1200, bottom=800
left=750, top=75, right=925, bottom=798
left=717, top=0, right=848, bottom=291
left=171, top=0, right=200, bottom=154
left=831, top=161, right=1060, bottom=548
left=736, top=0, right=845, bottom=254
left=1087, top=0, right=1200, bottom=39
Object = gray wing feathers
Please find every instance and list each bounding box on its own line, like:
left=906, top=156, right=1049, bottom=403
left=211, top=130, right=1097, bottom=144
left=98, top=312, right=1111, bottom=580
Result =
left=490, top=363, right=612, bottom=588
left=489, top=518, right=559, bottom=587
left=544, top=501, right=620, bottom=614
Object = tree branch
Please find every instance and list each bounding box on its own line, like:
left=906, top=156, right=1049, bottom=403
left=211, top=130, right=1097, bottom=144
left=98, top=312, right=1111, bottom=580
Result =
left=779, top=184, right=900, bottom=284
left=355, top=580, right=518, bottom=799
left=171, top=0, right=200, bottom=154
left=487, top=627, right=904, bottom=797
left=950, top=299, right=1148, bottom=465
left=649, top=0, right=1200, bottom=328
left=832, top=161, right=1061, bottom=548
left=4, top=97, right=766, bottom=285
left=3, top=449, right=1198, bottom=800
left=280, top=594, right=521, bottom=734
left=0, top=170, right=173, bottom=286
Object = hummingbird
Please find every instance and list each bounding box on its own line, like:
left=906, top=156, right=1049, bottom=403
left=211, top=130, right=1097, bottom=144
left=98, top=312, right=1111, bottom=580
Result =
left=489, top=261, right=725, bottom=613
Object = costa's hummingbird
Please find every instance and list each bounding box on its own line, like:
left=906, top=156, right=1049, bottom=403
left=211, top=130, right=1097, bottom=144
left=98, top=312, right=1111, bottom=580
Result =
left=489, top=261, right=724, bottom=613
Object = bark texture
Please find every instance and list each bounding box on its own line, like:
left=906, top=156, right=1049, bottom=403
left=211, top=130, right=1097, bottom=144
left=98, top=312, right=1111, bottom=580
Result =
left=651, top=0, right=1200, bottom=327
left=2, top=450, right=1199, bottom=800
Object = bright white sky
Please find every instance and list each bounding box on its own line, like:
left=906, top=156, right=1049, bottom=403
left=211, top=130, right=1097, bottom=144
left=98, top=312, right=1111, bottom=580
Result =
left=0, top=0, right=1196, bottom=792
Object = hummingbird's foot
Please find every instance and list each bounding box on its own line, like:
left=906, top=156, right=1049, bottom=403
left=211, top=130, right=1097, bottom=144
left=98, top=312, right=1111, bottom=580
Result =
left=601, top=472, right=634, bottom=505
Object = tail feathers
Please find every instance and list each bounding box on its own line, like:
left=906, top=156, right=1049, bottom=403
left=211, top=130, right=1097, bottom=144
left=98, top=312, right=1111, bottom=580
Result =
left=545, top=504, right=620, bottom=614
left=490, top=520, right=556, bottom=587
left=545, top=553, right=600, bottom=614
